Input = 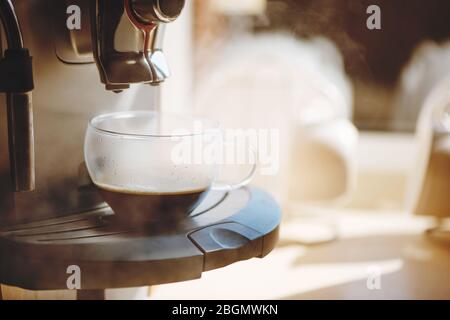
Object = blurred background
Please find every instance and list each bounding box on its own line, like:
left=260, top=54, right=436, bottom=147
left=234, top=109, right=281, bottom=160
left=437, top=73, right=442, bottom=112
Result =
left=192, top=0, right=450, bottom=131
left=161, top=0, right=450, bottom=212
left=153, top=0, right=450, bottom=299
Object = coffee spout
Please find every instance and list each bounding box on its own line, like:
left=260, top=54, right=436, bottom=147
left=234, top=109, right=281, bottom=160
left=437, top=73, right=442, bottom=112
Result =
left=91, top=0, right=184, bottom=91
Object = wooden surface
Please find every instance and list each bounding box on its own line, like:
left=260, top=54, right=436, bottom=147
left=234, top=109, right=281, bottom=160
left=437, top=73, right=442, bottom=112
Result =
left=0, top=285, right=76, bottom=300
left=150, top=207, right=450, bottom=300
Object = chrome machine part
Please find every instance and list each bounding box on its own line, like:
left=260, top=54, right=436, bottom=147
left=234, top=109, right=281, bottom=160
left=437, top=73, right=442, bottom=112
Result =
left=91, top=0, right=184, bottom=91
left=0, top=0, right=183, bottom=224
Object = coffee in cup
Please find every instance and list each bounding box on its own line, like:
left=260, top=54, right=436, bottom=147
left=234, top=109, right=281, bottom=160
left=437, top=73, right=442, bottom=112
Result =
left=84, top=111, right=255, bottom=226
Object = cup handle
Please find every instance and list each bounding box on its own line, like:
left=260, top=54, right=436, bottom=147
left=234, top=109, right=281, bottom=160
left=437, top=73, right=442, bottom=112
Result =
left=211, top=147, right=258, bottom=192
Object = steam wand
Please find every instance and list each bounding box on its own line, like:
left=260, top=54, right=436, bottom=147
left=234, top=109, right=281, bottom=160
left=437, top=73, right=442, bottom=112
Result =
left=0, top=0, right=35, bottom=192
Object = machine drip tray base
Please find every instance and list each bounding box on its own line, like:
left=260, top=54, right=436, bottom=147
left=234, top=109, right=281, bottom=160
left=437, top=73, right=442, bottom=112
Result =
left=0, top=187, right=281, bottom=291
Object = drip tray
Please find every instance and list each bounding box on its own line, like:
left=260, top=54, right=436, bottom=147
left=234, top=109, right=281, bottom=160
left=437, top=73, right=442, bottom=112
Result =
left=0, top=187, right=280, bottom=290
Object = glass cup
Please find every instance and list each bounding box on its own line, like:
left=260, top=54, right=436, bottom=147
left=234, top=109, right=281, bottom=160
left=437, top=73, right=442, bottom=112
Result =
left=84, top=111, right=256, bottom=226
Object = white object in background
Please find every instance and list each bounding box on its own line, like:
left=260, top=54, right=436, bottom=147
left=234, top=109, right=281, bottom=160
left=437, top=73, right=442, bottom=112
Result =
left=105, top=287, right=149, bottom=300
left=394, top=41, right=450, bottom=130
left=211, top=0, right=267, bottom=15
left=194, top=34, right=354, bottom=204
left=289, top=118, right=358, bottom=203
left=406, top=74, right=450, bottom=217
left=346, top=132, right=415, bottom=211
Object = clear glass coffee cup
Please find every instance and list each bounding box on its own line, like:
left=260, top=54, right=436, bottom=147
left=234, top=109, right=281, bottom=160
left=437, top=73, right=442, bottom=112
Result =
left=84, top=111, right=256, bottom=226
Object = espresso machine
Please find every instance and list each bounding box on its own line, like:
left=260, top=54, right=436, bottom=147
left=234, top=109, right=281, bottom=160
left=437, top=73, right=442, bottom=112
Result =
left=0, top=0, right=280, bottom=298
